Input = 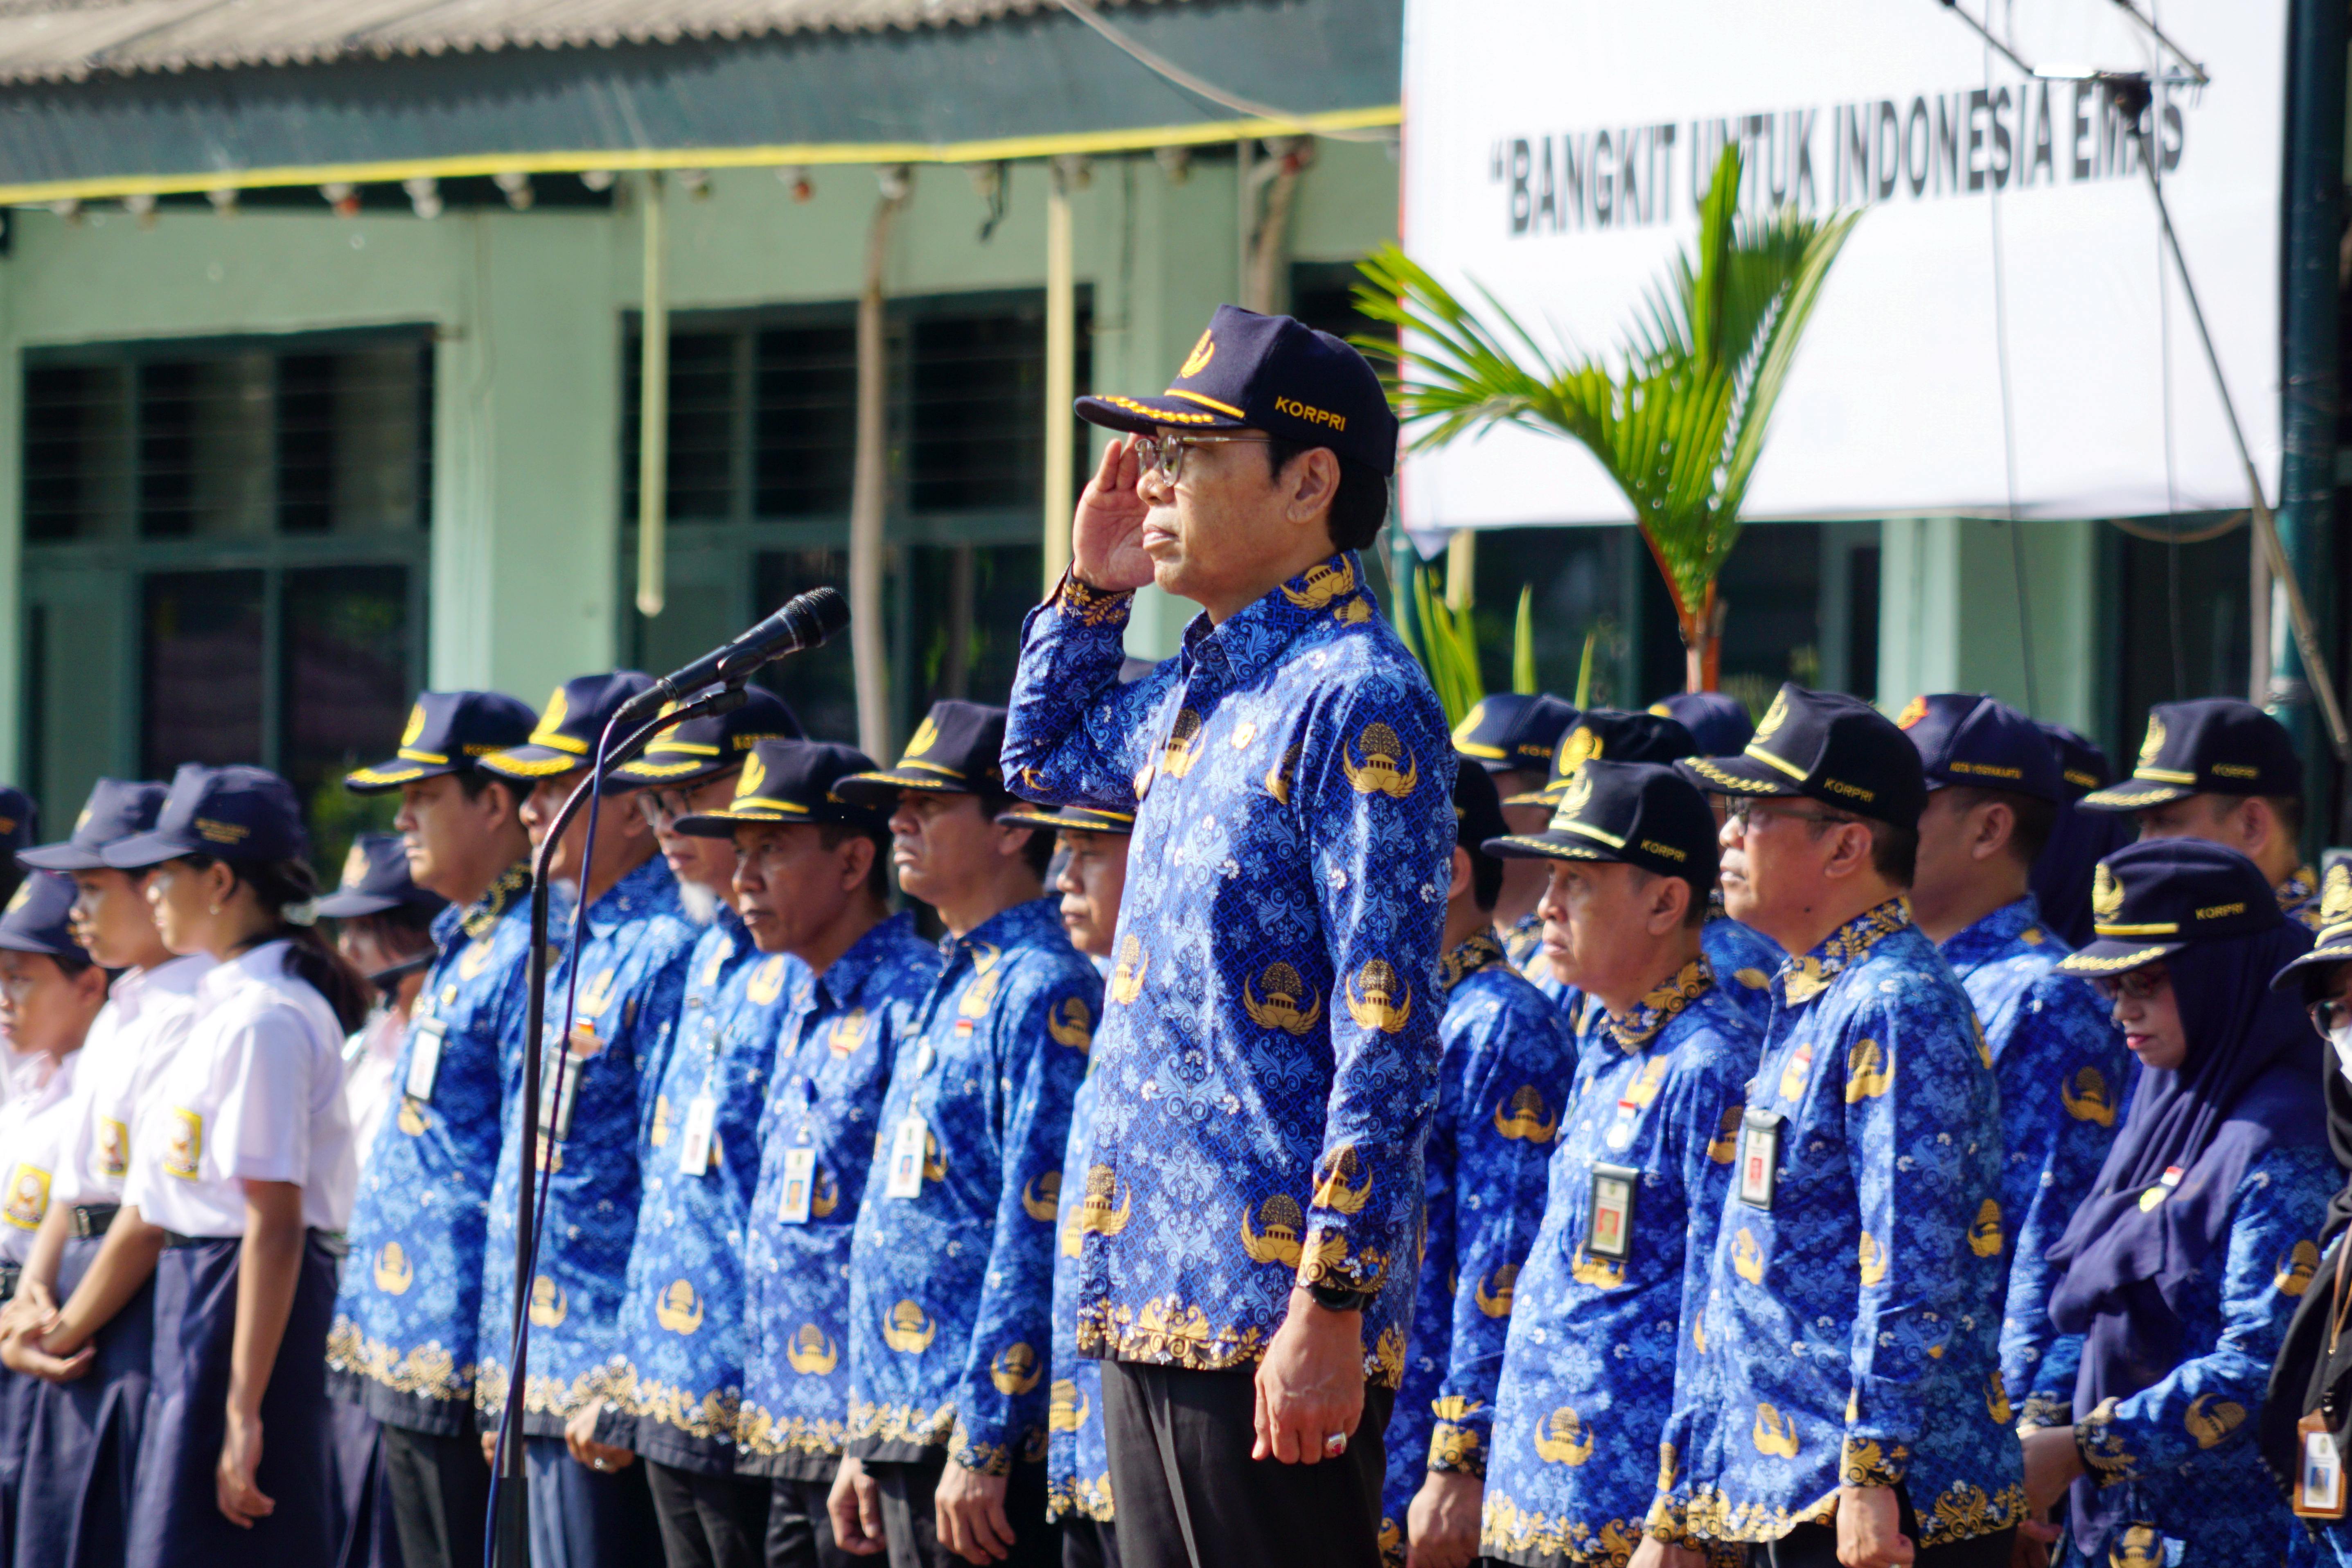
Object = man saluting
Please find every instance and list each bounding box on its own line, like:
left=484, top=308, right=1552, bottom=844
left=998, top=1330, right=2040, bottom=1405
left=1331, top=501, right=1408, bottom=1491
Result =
left=1003, top=305, right=1454, bottom=1568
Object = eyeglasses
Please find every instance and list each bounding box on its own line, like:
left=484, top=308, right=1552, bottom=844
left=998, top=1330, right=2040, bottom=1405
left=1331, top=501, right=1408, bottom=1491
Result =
left=1133, top=434, right=1278, bottom=485
left=633, top=790, right=696, bottom=829
left=2311, top=995, right=2352, bottom=1036
left=2091, top=966, right=2170, bottom=1002
left=1723, top=798, right=1856, bottom=832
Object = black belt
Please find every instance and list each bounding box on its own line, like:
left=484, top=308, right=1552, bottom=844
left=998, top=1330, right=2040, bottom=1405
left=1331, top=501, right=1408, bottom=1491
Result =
left=70, top=1204, right=117, bottom=1239
left=162, top=1227, right=348, bottom=1255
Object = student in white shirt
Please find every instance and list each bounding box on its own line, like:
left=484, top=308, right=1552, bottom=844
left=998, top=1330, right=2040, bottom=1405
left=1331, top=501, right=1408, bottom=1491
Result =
left=54, top=765, right=370, bottom=1568
left=0, top=871, right=104, bottom=1560
left=4, top=776, right=211, bottom=1568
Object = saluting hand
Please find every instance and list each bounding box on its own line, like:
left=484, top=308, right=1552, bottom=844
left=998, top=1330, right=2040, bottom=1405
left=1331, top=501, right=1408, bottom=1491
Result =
left=1069, top=437, right=1155, bottom=594
left=216, top=1406, right=274, bottom=1528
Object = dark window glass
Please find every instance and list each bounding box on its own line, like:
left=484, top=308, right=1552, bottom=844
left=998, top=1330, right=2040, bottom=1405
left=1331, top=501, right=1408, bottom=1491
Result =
left=624, top=332, right=744, bottom=522
left=908, top=309, right=1048, bottom=512
left=907, top=543, right=1045, bottom=718
left=283, top=565, right=411, bottom=873
left=2115, top=521, right=2251, bottom=751
left=753, top=323, right=858, bottom=518
left=138, top=362, right=198, bottom=538
left=277, top=353, right=336, bottom=534
left=142, top=569, right=264, bottom=773
left=23, top=364, right=124, bottom=542
left=1290, top=260, right=1392, bottom=355
left=1848, top=544, right=1882, bottom=703
left=754, top=549, right=858, bottom=744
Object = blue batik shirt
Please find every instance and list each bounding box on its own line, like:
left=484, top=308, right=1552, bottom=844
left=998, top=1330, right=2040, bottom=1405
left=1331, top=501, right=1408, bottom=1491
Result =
left=845, top=898, right=1096, bottom=1475
left=1935, top=896, right=2127, bottom=1419
left=475, top=855, right=698, bottom=1436
left=1003, top=557, right=1455, bottom=1388
left=606, top=911, right=799, bottom=1473
left=329, top=864, right=534, bottom=1435
left=1702, top=914, right=1782, bottom=1033
left=1500, top=913, right=1544, bottom=973
left=1651, top=902, right=2025, bottom=1548
left=1382, top=933, right=1580, bottom=1557
left=1049, top=1066, right=1113, bottom=1523
left=2063, top=1146, right=2336, bottom=1564
left=738, top=911, right=938, bottom=1481
left=1481, top=957, right=1759, bottom=1568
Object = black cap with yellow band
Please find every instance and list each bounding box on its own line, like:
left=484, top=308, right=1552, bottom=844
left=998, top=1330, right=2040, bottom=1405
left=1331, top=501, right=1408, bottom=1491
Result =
left=1506, top=708, right=1699, bottom=808
left=1484, top=758, right=1720, bottom=903
left=1451, top=694, right=1578, bottom=778
left=479, top=672, right=657, bottom=782
left=2056, top=838, right=2284, bottom=976
left=2078, top=698, right=2302, bottom=812
left=1681, top=683, right=1927, bottom=831
left=835, top=699, right=1008, bottom=807
left=2271, top=853, right=2352, bottom=990
left=995, top=801, right=1134, bottom=836
left=609, top=687, right=804, bottom=790
left=674, top=740, right=891, bottom=839
left=346, top=690, right=538, bottom=794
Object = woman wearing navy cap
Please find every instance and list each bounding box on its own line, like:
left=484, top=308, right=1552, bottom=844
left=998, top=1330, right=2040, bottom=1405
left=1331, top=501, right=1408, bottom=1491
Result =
left=55, top=764, right=370, bottom=1566
left=2012, top=839, right=2336, bottom=1566
left=0, top=873, right=106, bottom=1555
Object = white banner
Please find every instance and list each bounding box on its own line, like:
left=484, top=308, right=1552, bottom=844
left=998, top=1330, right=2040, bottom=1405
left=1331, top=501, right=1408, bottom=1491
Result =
left=1398, top=0, right=2284, bottom=531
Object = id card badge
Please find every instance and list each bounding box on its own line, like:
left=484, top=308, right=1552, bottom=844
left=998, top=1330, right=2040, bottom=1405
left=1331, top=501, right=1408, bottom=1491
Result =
left=778, top=1146, right=817, bottom=1224
left=2297, top=1411, right=2347, bottom=1518
left=540, top=1058, right=582, bottom=1142
left=405, top=1018, right=447, bottom=1103
left=1587, top=1162, right=1639, bottom=1261
left=884, top=1115, right=928, bottom=1199
left=1736, top=1109, right=1782, bottom=1209
left=676, top=1093, right=718, bottom=1175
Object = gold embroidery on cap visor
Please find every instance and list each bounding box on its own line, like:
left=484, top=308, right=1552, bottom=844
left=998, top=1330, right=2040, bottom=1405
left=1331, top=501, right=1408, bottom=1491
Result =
left=2055, top=943, right=2174, bottom=975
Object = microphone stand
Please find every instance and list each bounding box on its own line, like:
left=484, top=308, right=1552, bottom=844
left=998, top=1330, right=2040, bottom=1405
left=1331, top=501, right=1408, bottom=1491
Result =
left=489, top=682, right=750, bottom=1568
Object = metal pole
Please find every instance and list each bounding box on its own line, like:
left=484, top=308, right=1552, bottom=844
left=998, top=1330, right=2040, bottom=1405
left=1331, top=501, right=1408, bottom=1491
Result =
left=636, top=172, right=668, bottom=618
left=851, top=170, right=909, bottom=762
left=1044, top=164, right=1076, bottom=592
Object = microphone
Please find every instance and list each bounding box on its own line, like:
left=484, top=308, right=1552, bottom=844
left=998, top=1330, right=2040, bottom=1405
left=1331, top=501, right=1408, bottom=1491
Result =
left=618, top=587, right=850, bottom=721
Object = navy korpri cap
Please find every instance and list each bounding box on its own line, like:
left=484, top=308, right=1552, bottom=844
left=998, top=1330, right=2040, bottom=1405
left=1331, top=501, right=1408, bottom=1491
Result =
left=1649, top=691, right=1757, bottom=757
left=480, top=672, right=658, bottom=782
left=103, top=764, right=310, bottom=869
left=1895, top=693, right=2063, bottom=803
left=347, top=691, right=539, bottom=794
left=675, top=740, right=893, bottom=839
left=2037, top=721, right=2114, bottom=804
left=2273, top=852, right=2352, bottom=990
left=996, top=801, right=1136, bottom=837
left=1485, top=758, right=1721, bottom=899
left=0, top=872, right=89, bottom=963
left=1685, top=684, right=1928, bottom=830
left=611, top=687, right=805, bottom=791
left=2058, top=837, right=2283, bottom=975
left=835, top=700, right=1008, bottom=807
left=1451, top=694, right=1579, bottom=778
left=1509, top=708, right=1699, bottom=807
left=1075, top=304, right=1400, bottom=475
left=314, top=832, right=448, bottom=920
left=20, top=778, right=166, bottom=872
left=2081, top=698, right=2302, bottom=812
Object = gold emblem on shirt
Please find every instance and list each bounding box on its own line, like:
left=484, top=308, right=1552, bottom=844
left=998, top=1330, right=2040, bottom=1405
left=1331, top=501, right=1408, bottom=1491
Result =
left=2277, top=1240, right=2322, bottom=1297
left=1109, top=938, right=1148, bottom=1006
left=1280, top=558, right=1356, bottom=611
left=1844, top=1038, right=1893, bottom=1101
left=1986, top=1370, right=2013, bottom=1425
left=1064, top=1166, right=1132, bottom=1256
left=785, top=1324, right=838, bottom=1375
left=2062, top=1067, right=2115, bottom=1126
left=1022, top=1171, right=1062, bottom=1222
left=1732, top=1228, right=1765, bottom=1284
left=529, top=1277, right=566, bottom=1327
left=1265, top=742, right=1302, bottom=805
left=1050, top=1379, right=1088, bottom=1432
left=882, top=1300, right=937, bottom=1354
left=1968, top=1199, right=2005, bottom=1258
left=373, top=1242, right=415, bottom=1295
left=830, top=1008, right=870, bottom=1057
left=748, top=956, right=789, bottom=1006
left=1569, top=1244, right=1624, bottom=1290
left=1240, top=1193, right=1306, bottom=1267
left=1310, top=1145, right=1373, bottom=1214
left=1752, top=1403, right=1800, bottom=1458
left=1491, top=1086, right=1556, bottom=1143
left=989, top=1342, right=1042, bottom=1395
left=1475, top=1264, right=1517, bottom=1318
left=1244, top=963, right=1323, bottom=1036
left=1534, top=1406, right=1596, bottom=1466
left=655, top=1280, right=705, bottom=1335
left=1342, top=724, right=1419, bottom=799
left=1047, top=997, right=1094, bottom=1052
left=1161, top=710, right=1206, bottom=779
left=2185, top=1392, right=2244, bottom=1449
left=1858, top=1231, right=1887, bottom=1286
left=397, top=1101, right=428, bottom=1136
left=960, top=967, right=1003, bottom=1019
left=1344, top=961, right=1412, bottom=1034
left=1705, top=1105, right=1741, bottom=1164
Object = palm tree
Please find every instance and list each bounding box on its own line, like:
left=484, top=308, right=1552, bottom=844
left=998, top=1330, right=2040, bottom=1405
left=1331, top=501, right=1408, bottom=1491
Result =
left=1355, top=144, right=1860, bottom=692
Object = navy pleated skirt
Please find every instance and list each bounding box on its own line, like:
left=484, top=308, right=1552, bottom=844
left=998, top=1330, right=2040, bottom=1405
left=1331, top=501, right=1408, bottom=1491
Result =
left=14, top=1232, right=155, bottom=1568
left=125, top=1234, right=338, bottom=1568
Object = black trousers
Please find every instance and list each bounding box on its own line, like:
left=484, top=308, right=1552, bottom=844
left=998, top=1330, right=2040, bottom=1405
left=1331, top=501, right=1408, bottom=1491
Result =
left=1749, top=1488, right=2015, bottom=1568
left=765, top=1474, right=857, bottom=1568
left=643, top=1460, right=770, bottom=1568
left=1061, top=1517, right=1120, bottom=1568
left=1100, top=1360, right=1393, bottom=1568
left=867, top=1450, right=1055, bottom=1568
left=378, top=1425, right=489, bottom=1568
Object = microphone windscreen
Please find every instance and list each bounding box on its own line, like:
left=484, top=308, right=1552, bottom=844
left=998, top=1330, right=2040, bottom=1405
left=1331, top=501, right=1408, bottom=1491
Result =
left=790, top=585, right=850, bottom=645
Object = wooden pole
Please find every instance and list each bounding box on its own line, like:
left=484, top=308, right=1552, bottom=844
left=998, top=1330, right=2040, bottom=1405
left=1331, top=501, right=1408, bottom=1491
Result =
left=851, top=169, right=910, bottom=761
left=1044, top=164, right=1076, bottom=591
left=636, top=171, right=667, bottom=618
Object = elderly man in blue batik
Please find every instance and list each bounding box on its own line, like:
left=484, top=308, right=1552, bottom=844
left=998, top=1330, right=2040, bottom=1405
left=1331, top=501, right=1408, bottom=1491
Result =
left=1001, top=305, right=1454, bottom=1568
left=687, top=740, right=934, bottom=1568
left=1642, top=686, right=2022, bottom=1568
left=1896, top=693, right=2128, bottom=1421
left=825, top=699, right=1096, bottom=1568
left=1507, top=709, right=1781, bottom=1033
left=597, top=690, right=802, bottom=1568
left=326, top=688, right=536, bottom=1568
left=1449, top=695, right=1579, bottom=971
left=1476, top=760, right=1759, bottom=1568
left=1378, top=760, right=1580, bottom=1568
left=472, top=672, right=702, bottom=1568
left=994, top=798, right=1135, bottom=1568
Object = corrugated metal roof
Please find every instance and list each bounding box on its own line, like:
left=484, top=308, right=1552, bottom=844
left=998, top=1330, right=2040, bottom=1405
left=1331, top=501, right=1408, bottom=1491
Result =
left=0, top=0, right=1180, bottom=82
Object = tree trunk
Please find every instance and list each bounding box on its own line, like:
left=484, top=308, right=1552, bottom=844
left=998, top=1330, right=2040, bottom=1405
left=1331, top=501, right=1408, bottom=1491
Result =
left=850, top=177, right=909, bottom=764
left=1681, top=584, right=1723, bottom=693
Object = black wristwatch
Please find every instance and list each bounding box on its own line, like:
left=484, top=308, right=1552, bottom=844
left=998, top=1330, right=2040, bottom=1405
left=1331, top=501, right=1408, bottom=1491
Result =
left=1306, top=1281, right=1374, bottom=1314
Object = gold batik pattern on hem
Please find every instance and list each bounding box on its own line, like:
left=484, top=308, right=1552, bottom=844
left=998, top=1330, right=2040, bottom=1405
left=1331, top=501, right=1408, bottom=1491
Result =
left=471, top=1358, right=611, bottom=1424
left=1428, top=1417, right=1487, bottom=1477
left=1913, top=1481, right=2029, bottom=1547
left=2074, top=1398, right=2137, bottom=1485
left=1838, top=1437, right=1908, bottom=1489
left=1607, top=957, right=1715, bottom=1051
left=947, top=1414, right=1045, bottom=1478
left=1480, top=1497, right=1732, bottom=1568
left=1073, top=1295, right=1403, bottom=1387
left=603, top=1363, right=741, bottom=1442
left=326, top=1318, right=475, bottom=1404
left=735, top=1400, right=847, bottom=1461
left=1046, top=1473, right=1116, bottom=1524
left=2014, top=1395, right=2071, bottom=1432
left=1662, top=1478, right=2024, bottom=1548
left=847, top=1397, right=957, bottom=1451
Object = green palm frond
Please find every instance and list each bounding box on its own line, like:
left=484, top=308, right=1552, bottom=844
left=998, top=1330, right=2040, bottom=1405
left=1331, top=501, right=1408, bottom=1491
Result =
left=1353, top=146, right=1860, bottom=636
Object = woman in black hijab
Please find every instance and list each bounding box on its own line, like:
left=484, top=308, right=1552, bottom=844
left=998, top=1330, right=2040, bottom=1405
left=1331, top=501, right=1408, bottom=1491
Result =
left=2012, top=839, right=2333, bottom=1566
left=2261, top=858, right=2352, bottom=1562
